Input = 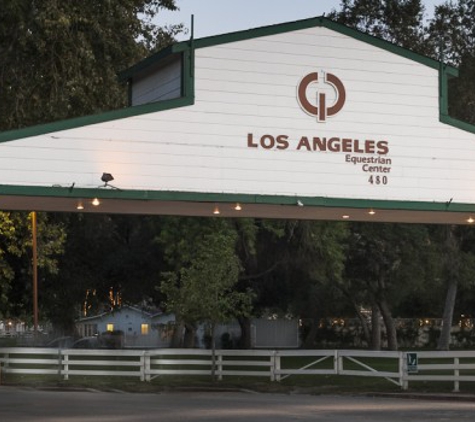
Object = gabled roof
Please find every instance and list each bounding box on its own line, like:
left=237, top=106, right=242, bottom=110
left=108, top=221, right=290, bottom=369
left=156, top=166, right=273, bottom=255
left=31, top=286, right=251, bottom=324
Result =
left=0, top=16, right=468, bottom=145
left=77, top=305, right=163, bottom=323
left=120, top=15, right=458, bottom=81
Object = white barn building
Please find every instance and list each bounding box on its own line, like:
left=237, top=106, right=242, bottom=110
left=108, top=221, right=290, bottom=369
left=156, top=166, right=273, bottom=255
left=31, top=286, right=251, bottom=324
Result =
left=0, top=16, right=474, bottom=224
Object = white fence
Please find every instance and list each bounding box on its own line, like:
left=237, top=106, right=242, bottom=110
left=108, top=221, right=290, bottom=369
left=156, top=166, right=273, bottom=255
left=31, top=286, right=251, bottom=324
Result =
left=1, top=348, right=475, bottom=391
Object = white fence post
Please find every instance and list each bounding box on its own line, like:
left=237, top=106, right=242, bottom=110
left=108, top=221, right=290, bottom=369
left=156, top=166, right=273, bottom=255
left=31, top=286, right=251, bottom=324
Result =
left=399, top=352, right=408, bottom=390
left=217, top=353, right=223, bottom=381
left=274, top=351, right=281, bottom=382
left=453, top=357, right=460, bottom=393
left=61, top=350, right=69, bottom=381
left=144, top=352, right=151, bottom=382
left=335, top=350, right=342, bottom=374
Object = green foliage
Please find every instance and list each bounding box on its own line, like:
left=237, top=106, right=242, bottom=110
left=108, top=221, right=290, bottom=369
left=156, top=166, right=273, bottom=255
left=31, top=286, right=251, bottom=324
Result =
left=330, top=0, right=429, bottom=53
left=0, top=0, right=182, bottom=130
left=43, top=214, right=165, bottom=331
left=428, top=0, right=475, bottom=124
left=427, top=0, right=475, bottom=65
left=161, top=226, right=253, bottom=328
left=0, top=212, right=66, bottom=319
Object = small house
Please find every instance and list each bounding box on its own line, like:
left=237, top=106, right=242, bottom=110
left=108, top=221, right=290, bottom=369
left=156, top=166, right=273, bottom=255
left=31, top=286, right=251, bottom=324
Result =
left=76, top=305, right=174, bottom=348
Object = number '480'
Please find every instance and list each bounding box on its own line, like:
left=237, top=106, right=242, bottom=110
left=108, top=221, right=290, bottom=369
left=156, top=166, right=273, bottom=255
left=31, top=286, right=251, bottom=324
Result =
left=368, top=175, right=388, bottom=185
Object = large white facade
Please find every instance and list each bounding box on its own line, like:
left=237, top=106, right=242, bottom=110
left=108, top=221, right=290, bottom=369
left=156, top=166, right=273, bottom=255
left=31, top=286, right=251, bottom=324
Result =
left=0, top=17, right=474, bottom=223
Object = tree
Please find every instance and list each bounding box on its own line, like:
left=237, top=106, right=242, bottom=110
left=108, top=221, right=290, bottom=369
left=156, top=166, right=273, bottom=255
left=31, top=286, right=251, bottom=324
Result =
left=428, top=0, right=475, bottom=124
left=344, top=223, right=432, bottom=350
left=44, top=214, right=165, bottom=333
left=0, top=0, right=183, bottom=130
left=434, top=225, right=475, bottom=350
left=285, top=221, right=349, bottom=348
left=161, top=227, right=253, bottom=377
left=0, top=212, right=66, bottom=322
left=329, top=0, right=429, bottom=54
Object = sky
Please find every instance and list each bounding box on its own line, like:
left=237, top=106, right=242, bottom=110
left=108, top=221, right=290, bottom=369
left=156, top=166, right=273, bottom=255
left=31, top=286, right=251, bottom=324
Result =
left=156, top=0, right=447, bottom=41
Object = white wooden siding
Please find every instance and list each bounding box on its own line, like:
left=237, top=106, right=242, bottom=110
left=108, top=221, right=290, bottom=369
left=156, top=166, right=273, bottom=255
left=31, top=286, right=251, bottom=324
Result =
left=0, top=26, right=475, bottom=205
left=131, top=58, right=182, bottom=105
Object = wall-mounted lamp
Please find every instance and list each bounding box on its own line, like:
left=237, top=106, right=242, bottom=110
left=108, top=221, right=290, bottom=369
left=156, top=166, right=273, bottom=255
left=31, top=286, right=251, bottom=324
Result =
left=234, top=203, right=242, bottom=211
left=92, top=198, right=100, bottom=206
left=76, top=201, right=84, bottom=210
left=467, top=217, right=474, bottom=224
left=213, top=206, right=220, bottom=215
left=368, top=209, right=376, bottom=215
left=101, top=173, right=114, bottom=184
left=100, top=172, right=120, bottom=189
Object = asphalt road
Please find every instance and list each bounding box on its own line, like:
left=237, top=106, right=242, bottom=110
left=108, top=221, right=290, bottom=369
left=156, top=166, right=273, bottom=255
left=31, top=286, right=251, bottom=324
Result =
left=1, top=387, right=475, bottom=421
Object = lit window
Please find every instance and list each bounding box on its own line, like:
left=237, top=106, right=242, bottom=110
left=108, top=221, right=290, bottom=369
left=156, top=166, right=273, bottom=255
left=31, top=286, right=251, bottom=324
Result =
left=106, top=323, right=114, bottom=332
left=141, top=324, right=149, bottom=335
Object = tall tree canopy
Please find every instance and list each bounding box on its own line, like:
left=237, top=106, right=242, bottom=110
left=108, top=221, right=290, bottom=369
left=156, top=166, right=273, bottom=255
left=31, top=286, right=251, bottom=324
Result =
left=0, top=212, right=65, bottom=321
left=329, top=0, right=429, bottom=53
left=0, top=0, right=182, bottom=130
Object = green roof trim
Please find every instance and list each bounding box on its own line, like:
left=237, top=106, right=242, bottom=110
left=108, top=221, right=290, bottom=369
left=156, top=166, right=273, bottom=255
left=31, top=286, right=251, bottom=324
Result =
left=118, top=44, right=182, bottom=82
left=0, top=44, right=195, bottom=144
left=439, top=65, right=475, bottom=134
left=122, top=16, right=458, bottom=79
left=0, top=95, right=193, bottom=144
left=1, top=184, right=475, bottom=214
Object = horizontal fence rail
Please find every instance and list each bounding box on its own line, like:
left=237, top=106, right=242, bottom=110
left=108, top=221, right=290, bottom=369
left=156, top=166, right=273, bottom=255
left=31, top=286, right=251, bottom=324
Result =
left=1, top=347, right=474, bottom=391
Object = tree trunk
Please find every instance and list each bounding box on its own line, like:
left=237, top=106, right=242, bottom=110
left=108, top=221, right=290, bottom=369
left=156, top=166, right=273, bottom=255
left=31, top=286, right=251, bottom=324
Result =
left=437, top=225, right=460, bottom=351
left=171, top=321, right=184, bottom=348
left=378, top=297, right=398, bottom=351
left=353, top=304, right=371, bottom=348
left=437, top=277, right=458, bottom=350
left=302, top=318, right=319, bottom=349
left=371, top=304, right=381, bottom=351
left=211, top=323, right=216, bottom=380
left=183, top=323, right=196, bottom=348
left=237, top=316, right=251, bottom=349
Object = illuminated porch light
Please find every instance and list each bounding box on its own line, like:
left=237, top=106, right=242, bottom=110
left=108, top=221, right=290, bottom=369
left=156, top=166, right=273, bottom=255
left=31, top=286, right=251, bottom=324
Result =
left=213, top=206, right=220, bottom=215
left=234, top=203, right=242, bottom=211
left=368, top=209, right=376, bottom=215
left=468, top=217, right=475, bottom=224
left=76, top=201, right=84, bottom=210
left=92, top=198, right=100, bottom=206
left=342, top=215, right=350, bottom=219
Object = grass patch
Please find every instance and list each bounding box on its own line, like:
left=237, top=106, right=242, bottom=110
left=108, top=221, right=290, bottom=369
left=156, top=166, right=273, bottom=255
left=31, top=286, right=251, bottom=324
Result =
left=5, top=371, right=474, bottom=395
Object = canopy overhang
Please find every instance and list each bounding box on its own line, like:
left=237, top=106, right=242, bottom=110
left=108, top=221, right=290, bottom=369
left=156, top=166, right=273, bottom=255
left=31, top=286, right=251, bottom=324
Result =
left=0, top=188, right=472, bottom=225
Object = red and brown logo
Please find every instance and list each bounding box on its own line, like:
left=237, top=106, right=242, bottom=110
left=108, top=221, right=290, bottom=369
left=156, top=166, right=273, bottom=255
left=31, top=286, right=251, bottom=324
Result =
left=297, top=72, right=346, bottom=122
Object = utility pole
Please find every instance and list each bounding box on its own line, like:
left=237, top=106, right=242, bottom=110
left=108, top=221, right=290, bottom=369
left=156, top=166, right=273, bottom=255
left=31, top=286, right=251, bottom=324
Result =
left=32, top=211, right=38, bottom=332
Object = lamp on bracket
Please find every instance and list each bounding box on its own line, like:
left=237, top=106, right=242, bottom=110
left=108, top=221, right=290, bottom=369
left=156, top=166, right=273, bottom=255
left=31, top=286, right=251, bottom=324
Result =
left=101, top=172, right=114, bottom=185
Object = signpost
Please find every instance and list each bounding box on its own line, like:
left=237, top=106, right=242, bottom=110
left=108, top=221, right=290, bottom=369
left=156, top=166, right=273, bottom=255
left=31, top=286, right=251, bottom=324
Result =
left=406, top=352, right=418, bottom=373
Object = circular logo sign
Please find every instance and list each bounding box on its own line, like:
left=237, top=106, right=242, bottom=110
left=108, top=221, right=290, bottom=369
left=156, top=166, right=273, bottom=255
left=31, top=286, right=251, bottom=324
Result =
left=297, top=72, right=346, bottom=122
